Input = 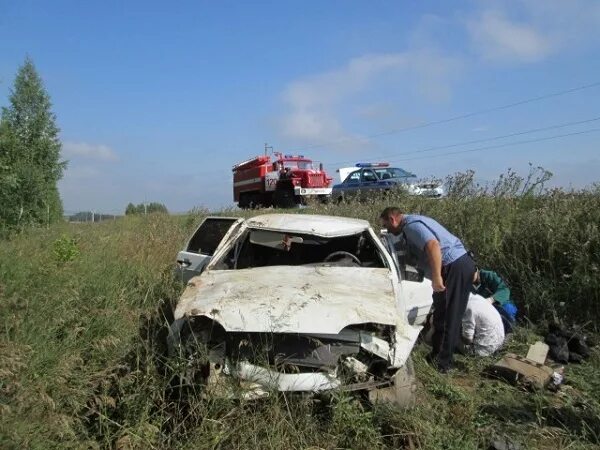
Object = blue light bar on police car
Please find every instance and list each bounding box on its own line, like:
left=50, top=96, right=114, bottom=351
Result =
left=355, top=162, right=390, bottom=168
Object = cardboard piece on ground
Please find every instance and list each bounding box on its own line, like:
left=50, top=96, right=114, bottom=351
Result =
left=526, top=341, right=549, bottom=364
left=485, top=353, right=554, bottom=389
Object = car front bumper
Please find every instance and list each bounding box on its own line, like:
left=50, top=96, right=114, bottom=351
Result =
left=294, top=187, right=333, bottom=196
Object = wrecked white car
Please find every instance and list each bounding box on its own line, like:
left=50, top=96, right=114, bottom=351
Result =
left=169, top=214, right=433, bottom=404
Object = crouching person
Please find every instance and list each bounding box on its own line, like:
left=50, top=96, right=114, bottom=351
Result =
left=472, top=268, right=518, bottom=333
left=462, top=294, right=505, bottom=357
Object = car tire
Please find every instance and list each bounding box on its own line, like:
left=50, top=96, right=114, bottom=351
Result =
left=273, top=189, right=297, bottom=208
left=177, top=325, right=211, bottom=387
left=368, top=357, right=417, bottom=408
left=238, top=193, right=250, bottom=209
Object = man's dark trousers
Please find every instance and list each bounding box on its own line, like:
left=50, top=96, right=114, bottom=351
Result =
left=431, top=253, right=476, bottom=371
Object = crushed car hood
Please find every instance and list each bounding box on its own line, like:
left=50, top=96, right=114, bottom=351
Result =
left=174, top=266, right=397, bottom=334
left=245, top=214, right=370, bottom=238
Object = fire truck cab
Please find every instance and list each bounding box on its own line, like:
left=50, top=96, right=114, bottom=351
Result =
left=233, top=152, right=333, bottom=208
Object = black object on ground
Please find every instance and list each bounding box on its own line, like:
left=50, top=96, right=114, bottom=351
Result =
left=545, top=323, right=593, bottom=364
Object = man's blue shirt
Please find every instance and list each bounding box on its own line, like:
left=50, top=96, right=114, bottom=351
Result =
left=402, top=214, right=466, bottom=275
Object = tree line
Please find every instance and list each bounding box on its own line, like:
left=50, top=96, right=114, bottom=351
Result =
left=125, top=202, right=168, bottom=215
left=68, top=211, right=118, bottom=223
left=0, top=57, right=65, bottom=233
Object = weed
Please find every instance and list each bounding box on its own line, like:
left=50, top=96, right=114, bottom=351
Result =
left=52, top=234, right=80, bottom=264
left=1, top=177, right=599, bottom=448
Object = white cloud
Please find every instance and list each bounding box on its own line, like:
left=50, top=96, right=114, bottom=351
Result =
left=279, top=54, right=402, bottom=149
left=467, top=10, right=552, bottom=62
left=62, top=141, right=119, bottom=162
left=355, top=103, right=395, bottom=120
left=278, top=48, right=461, bottom=150
left=466, top=0, right=600, bottom=63
left=471, top=126, right=489, bottom=133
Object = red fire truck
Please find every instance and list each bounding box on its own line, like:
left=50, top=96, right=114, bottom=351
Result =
left=233, top=152, right=333, bottom=208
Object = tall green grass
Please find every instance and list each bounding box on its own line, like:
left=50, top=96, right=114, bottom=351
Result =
left=1, top=177, right=599, bottom=449
left=309, top=187, right=600, bottom=325
left=305, top=167, right=599, bottom=324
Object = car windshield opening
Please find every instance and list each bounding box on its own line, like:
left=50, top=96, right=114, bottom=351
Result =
left=187, top=218, right=237, bottom=255
left=215, top=230, right=386, bottom=270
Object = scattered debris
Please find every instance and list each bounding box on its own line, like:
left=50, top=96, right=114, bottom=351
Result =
left=551, top=371, right=564, bottom=387
left=545, top=323, right=593, bottom=364
left=485, top=342, right=563, bottom=390
left=485, top=353, right=554, bottom=389
left=526, top=341, right=549, bottom=364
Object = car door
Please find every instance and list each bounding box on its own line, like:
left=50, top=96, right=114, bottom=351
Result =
left=380, top=232, right=432, bottom=326
left=358, top=169, right=378, bottom=198
left=175, top=217, right=243, bottom=283
left=340, top=170, right=362, bottom=199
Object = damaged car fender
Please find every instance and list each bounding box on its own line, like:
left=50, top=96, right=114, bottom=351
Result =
left=168, top=213, right=431, bottom=404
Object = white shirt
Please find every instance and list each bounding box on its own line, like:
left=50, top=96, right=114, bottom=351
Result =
left=462, top=294, right=505, bottom=356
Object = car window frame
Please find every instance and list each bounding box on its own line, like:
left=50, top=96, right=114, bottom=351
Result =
left=185, top=217, right=242, bottom=256
left=343, top=170, right=361, bottom=184
left=361, top=169, right=377, bottom=183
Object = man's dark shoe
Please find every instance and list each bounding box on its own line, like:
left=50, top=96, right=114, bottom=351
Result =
left=437, top=364, right=451, bottom=374
left=426, top=352, right=453, bottom=374
left=425, top=352, right=437, bottom=366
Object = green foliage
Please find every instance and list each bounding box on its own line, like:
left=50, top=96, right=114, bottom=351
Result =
left=125, top=202, right=137, bottom=215
left=308, top=174, right=600, bottom=324
left=1, top=186, right=599, bottom=449
left=52, top=234, right=80, bottom=264
left=68, top=211, right=119, bottom=222
left=125, top=202, right=169, bottom=215
left=147, top=202, right=168, bottom=214
left=427, top=379, right=469, bottom=404
left=0, top=57, right=66, bottom=232
left=330, top=395, right=382, bottom=449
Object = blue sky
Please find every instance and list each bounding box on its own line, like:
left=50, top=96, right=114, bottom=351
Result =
left=1, top=0, right=599, bottom=213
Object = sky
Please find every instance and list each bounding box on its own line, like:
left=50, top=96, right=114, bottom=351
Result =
left=1, top=0, right=599, bottom=214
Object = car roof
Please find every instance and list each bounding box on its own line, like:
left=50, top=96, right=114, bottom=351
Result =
left=387, top=167, right=417, bottom=177
left=245, top=213, right=371, bottom=238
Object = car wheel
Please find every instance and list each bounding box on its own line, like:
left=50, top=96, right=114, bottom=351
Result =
left=273, top=189, right=297, bottom=208
left=174, top=318, right=227, bottom=388
left=238, top=193, right=250, bottom=209
left=368, top=357, right=417, bottom=408
left=177, top=326, right=210, bottom=387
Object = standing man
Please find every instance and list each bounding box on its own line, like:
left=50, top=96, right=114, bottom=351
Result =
left=380, top=207, right=475, bottom=373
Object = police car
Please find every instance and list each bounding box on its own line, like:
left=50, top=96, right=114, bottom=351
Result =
left=332, top=163, right=444, bottom=202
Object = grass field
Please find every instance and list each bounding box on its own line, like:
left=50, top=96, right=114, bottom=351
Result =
left=1, top=185, right=599, bottom=449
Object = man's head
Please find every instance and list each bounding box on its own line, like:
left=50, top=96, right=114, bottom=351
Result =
left=380, top=206, right=405, bottom=235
